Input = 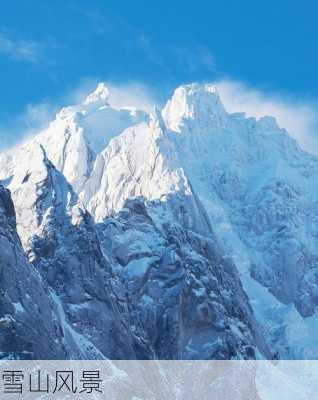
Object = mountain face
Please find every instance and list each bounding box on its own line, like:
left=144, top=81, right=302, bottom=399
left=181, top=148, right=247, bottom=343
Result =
left=0, top=82, right=317, bottom=359
left=0, top=184, right=74, bottom=359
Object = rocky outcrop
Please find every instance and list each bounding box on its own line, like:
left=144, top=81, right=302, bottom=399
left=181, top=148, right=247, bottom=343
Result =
left=98, top=196, right=270, bottom=359
left=0, top=185, right=68, bottom=359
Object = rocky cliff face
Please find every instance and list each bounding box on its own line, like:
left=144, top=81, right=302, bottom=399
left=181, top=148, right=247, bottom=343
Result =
left=98, top=195, right=270, bottom=359
left=0, top=185, right=70, bottom=359
left=1, top=82, right=317, bottom=359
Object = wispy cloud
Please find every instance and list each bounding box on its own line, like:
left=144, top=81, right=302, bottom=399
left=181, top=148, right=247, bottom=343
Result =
left=107, top=82, right=159, bottom=112
left=67, top=78, right=160, bottom=113
left=0, top=102, right=58, bottom=150
left=80, top=8, right=216, bottom=79
left=216, top=79, right=318, bottom=154
left=0, top=33, right=41, bottom=63
left=172, top=45, right=216, bottom=73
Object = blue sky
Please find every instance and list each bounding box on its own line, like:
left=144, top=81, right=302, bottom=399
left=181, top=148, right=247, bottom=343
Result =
left=1, top=0, right=318, bottom=149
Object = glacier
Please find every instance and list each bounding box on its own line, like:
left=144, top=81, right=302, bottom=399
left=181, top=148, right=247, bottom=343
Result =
left=0, top=81, right=318, bottom=360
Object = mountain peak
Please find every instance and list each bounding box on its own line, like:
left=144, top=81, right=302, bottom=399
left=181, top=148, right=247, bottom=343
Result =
left=162, top=83, right=228, bottom=132
left=84, top=82, right=110, bottom=105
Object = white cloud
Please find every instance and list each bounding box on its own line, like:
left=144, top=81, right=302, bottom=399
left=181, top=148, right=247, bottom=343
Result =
left=0, top=33, right=40, bottom=63
left=216, top=79, right=318, bottom=154
left=67, top=78, right=160, bottom=113
left=0, top=102, right=58, bottom=150
left=106, top=82, right=159, bottom=112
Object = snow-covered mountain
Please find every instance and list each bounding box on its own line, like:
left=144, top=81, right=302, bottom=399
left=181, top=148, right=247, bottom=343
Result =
left=1, top=82, right=317, bottom=359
